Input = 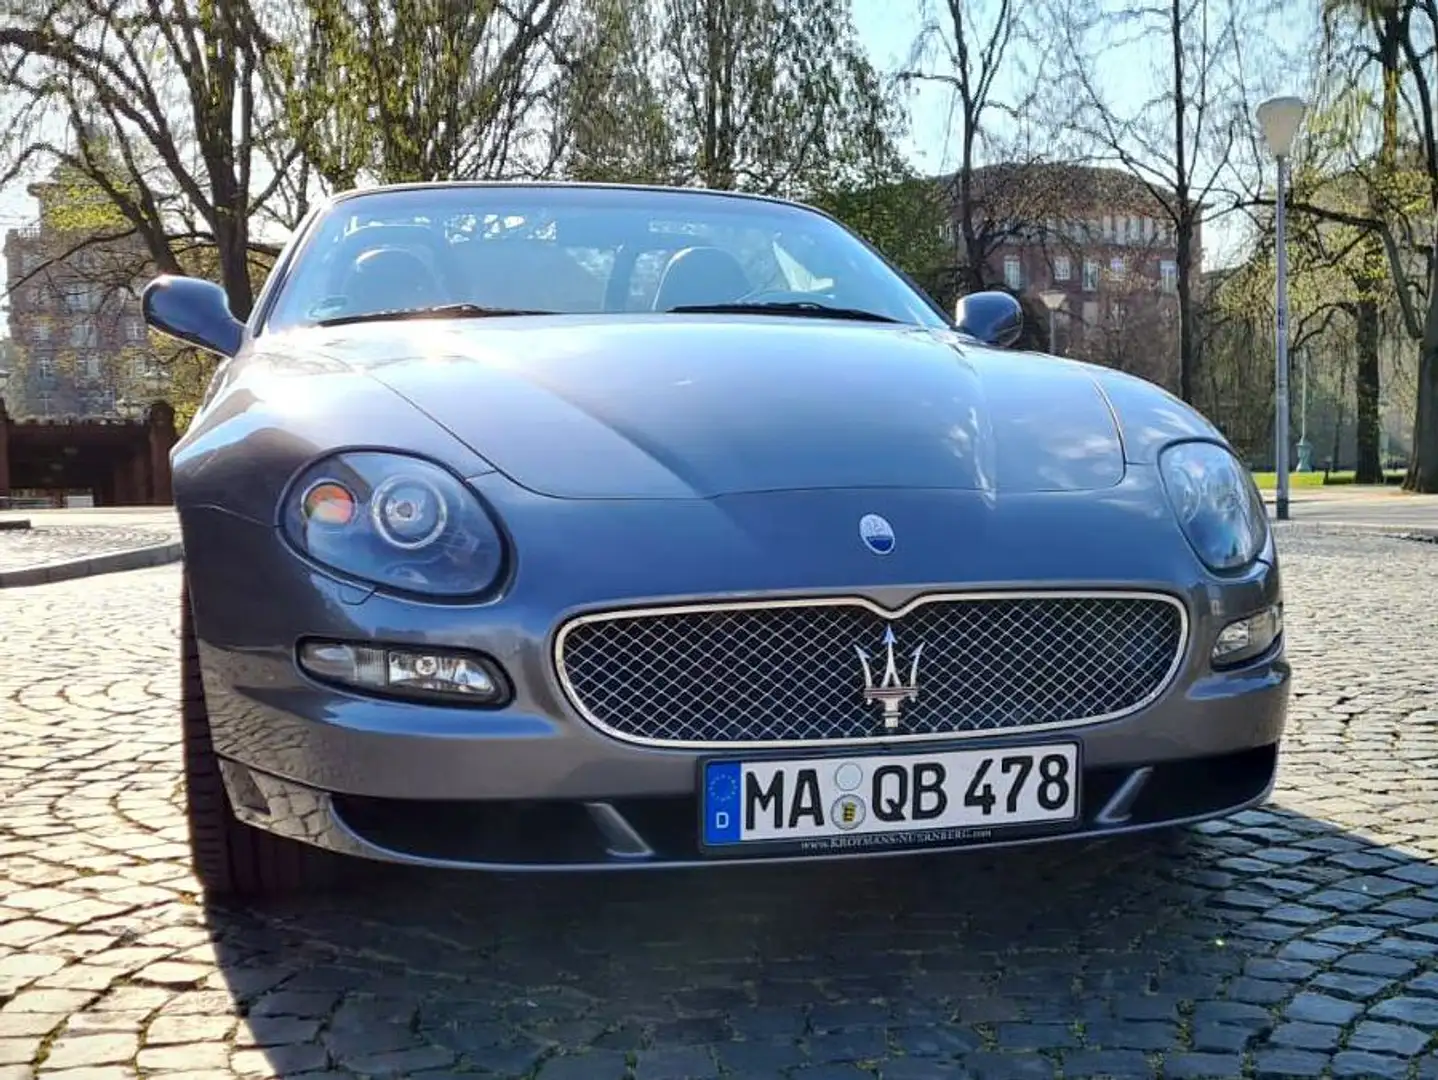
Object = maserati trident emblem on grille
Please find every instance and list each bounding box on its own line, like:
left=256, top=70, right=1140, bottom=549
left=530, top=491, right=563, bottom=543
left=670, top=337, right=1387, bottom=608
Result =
left=855, top=624, right=923, bottom=731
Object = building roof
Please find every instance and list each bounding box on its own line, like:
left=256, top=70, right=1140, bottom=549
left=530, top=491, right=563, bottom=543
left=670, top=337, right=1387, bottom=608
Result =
left=932, top=162, right=1206, bottom=218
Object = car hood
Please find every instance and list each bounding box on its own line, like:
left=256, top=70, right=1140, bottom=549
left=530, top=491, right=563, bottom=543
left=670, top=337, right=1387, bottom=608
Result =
left=323, top=316, right=1126, bottom=500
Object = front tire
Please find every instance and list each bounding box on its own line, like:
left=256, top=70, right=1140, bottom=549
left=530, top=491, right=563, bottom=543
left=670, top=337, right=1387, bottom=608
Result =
left=181, top=577, right=341, bottom=899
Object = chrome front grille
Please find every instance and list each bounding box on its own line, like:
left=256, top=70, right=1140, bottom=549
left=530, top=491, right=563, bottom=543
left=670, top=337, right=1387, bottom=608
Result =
left=555, top=592, right=1188, bottom=748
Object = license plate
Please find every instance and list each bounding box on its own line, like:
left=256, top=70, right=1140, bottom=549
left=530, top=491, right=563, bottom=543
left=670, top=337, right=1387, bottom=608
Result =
left=699, top=742, right=1081, bottom=855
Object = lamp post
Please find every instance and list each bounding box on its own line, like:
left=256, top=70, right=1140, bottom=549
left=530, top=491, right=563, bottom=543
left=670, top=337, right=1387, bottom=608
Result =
left=1039, top=290, right=1067, bottom=355
left=1256, top=94, right=1307, bottom=520
left=1296, top=346, right=1312, bottom=471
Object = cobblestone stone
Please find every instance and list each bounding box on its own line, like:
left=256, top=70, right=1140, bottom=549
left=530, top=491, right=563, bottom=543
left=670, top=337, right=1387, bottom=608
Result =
left=2, top=525, right=1438, bottom=1077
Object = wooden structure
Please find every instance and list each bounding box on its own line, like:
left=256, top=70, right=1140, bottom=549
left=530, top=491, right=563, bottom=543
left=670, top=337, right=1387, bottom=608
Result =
left=0, top=398, right=176, bottom=507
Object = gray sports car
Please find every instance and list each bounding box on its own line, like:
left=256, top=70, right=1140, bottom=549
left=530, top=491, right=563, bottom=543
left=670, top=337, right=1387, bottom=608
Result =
left=144, top=181, right=1289, bottom=899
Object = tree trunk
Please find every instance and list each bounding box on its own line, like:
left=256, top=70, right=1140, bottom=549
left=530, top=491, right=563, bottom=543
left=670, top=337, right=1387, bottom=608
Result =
left=1169, top=0, right=1193, bottom=402
left=1175, top=229, right=1194, bottom=402
left=1354, top=292, right=1383, bottom=483
left=1331, top=347, right=1347, bottom=474
left=1406, top=281, right=1438, bottom=492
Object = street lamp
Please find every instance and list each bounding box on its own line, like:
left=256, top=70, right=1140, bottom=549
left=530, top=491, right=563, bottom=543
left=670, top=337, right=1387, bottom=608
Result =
left=1296, top=346, right=1312, bottom=471
left=1256, top=94, right=1307, bottom=520
left=1039, top=290, right=1067, bottom=355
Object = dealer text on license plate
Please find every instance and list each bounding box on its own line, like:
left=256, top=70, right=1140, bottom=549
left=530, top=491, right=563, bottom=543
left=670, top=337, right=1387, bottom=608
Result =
left=701, top=743, right=1079, bottom=849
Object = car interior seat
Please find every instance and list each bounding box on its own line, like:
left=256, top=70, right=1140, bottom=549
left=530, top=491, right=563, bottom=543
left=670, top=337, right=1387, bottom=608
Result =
left=651, top=246, right=752, bottom=312
left=343, top=246, right=445, bottom=314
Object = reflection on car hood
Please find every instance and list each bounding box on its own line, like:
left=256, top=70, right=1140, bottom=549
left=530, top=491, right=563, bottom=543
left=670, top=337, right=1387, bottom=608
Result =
left=296, top=315, right=1127, bottom=500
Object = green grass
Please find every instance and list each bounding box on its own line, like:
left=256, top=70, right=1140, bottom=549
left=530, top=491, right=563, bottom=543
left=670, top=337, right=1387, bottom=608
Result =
left=1250, top=469, right=1407, bottom=489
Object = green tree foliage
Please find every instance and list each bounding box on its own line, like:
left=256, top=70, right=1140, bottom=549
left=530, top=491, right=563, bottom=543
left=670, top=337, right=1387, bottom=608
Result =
left=1282, top=0, right=1438, bottom=491
left=281, top=0, right=571, bottom=188
left=552, top=0, right=680, bottom=185
left=550, top=0, right=937, bottom=293
left=808, top=174, right=956, bottom=306
left=654, top=0, right=904, bottom=199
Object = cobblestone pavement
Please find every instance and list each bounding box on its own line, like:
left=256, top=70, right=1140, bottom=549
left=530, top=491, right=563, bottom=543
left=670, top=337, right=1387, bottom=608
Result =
left=2, top=524, right=1438, bottom=1080
left=0, top=526, right=177, bottom=573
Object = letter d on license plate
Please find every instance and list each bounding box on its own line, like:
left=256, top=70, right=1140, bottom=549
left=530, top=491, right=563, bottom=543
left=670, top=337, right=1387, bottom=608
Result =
left=700, top=743, right=1080, bottom=852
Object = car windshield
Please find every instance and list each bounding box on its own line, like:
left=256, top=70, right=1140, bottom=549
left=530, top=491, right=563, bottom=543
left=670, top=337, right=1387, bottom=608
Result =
left=262, top=185, right=950, bottom=333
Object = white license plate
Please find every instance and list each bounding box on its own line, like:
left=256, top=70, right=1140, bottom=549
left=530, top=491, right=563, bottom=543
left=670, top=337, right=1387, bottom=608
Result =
left=700, top=742, right=1080, bottom=851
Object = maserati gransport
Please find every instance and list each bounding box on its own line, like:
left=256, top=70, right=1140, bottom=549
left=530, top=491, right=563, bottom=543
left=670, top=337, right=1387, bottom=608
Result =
left=143, top=182, right=1289, bottom=898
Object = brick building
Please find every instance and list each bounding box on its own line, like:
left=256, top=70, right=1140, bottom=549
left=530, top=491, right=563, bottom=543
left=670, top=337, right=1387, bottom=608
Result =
left=2, top=166, right=154, bottom=419
left=940, top=163, right=1201, bottom=391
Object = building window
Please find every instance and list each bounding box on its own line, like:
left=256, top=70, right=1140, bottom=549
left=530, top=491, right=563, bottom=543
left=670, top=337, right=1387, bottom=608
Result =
left=37, top=356, right=55, bottom=379
left=70, top=322, right=98, bottom=348
left=79, top=354, right=102, bottom=380
left=1082, top=259, right=1100, bottom=291
left=1004, top=256, right=1022, bottom=290
left=36, top=391, right=53, bottom=416
left=1054, top=256, right=1071, bottom=282
left=1110, top=256, right=1126, bottom=276
left=32, top=320, right=51, bottom=343
left=124, top=317, right=145, bottom=342
left=1082, top=300, right=1098, bottom=330
left=1160, top=260, right=1177, bottom=293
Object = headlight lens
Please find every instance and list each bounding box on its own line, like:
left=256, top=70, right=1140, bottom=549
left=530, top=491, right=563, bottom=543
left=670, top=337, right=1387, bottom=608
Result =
left=281, top=451, right=505, bottom=597
left=1159, top=441, right=1268, bottom=572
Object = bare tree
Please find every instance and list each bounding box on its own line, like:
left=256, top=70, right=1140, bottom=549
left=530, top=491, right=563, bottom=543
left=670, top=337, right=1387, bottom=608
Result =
left=898, top=0, right=1083, bottom=294
left=1057, top=0, right=1264, bottom=403
left=0, top=0, right=297, bottom=320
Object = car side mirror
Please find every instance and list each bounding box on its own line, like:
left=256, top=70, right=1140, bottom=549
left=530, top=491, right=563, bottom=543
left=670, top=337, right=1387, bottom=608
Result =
left=953, top=290, right=1024, bottom=349
left=142, top=275, right=246, bottom=359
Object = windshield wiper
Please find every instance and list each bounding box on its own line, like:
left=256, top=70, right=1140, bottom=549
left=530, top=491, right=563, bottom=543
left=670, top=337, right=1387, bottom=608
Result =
left=316, top=303, right=557, bottom=327
left=664, top=301, right=900, bottom=324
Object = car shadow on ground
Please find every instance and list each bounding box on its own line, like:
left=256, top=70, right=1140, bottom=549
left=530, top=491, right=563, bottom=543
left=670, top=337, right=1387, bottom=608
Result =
left=196, top=805, right=1438, bottom=1078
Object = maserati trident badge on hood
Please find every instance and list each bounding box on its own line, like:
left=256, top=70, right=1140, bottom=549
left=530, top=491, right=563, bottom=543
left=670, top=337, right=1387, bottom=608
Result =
left=859, top=513, right=895, bottom=554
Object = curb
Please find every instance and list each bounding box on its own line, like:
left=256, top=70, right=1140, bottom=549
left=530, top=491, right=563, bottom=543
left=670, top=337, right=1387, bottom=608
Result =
left=1273, top=520, right=1438, bottom=543
left=0, top=540, right=183, bottom=589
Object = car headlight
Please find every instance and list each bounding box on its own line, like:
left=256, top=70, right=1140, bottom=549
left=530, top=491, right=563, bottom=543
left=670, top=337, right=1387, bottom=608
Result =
left=280, top=451, right=506, bottom=597
left=1158, top=441, right=1268, bottom=572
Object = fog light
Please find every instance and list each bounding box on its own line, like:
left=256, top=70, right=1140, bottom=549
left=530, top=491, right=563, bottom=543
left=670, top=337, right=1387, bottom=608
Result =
left=298, top=640, right=509, bottom=705
left=1211, top=604, right=1283, bottom=668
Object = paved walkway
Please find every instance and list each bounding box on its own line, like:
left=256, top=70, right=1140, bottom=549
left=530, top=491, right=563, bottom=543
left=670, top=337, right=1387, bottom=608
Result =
left=1, top=523, right=1437, bottom=1078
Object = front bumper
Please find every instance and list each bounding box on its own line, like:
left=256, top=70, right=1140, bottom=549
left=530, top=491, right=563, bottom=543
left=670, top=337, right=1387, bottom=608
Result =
left=220, top=742, right=1280, bottom=871
left=182, top=473, right=1290, bottom=871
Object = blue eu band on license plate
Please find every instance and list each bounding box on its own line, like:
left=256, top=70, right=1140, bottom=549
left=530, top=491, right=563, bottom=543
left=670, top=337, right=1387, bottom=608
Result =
left=701, top=742, right=1081, bottom=849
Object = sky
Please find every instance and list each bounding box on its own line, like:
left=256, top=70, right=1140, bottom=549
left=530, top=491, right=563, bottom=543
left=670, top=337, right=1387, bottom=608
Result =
left=0, top=0, right=1311, bottom=332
